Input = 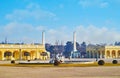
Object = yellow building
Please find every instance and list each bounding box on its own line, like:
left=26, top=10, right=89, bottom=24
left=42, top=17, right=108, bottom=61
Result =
left=0, top=44, right=50, bottom=60
left=87, top=45, right=120, bottom=59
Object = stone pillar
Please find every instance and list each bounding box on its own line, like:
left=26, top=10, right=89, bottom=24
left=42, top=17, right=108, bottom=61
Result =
left=89, top=52, right=91, bottom=58
left=2, top=52, right=4, bottom=60
left=116, top=51, right=118, bottom=58
left=92, top=52, right=95, bottom=58
left=96, top=52, right=98, bottom=58
left=100, top=51, right=102, bottom=59
left=19, top=45, right=22, bottom=60
left=110, top=51, right=112, bottom=58
left=87, top=51, right=90, bottom=58
left=36, top=46, right=38, bottom=59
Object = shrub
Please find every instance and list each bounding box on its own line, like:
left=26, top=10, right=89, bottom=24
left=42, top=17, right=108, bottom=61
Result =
left=11, top=60, right=15, bottom=64
left=112, top=60, right=118, bottom=64
left=54, top=60, right=60, bottom=66
left=98, top=60, right=105, bottom=65
left=28, top=60, right=30, bottom=62
left=34, top=58, right=37, bottom=60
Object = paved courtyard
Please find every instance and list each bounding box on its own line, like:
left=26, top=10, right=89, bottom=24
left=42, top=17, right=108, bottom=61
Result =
left=0, top=66, right=120, bottom=78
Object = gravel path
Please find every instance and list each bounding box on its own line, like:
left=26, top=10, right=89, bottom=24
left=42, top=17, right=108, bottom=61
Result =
left=0, top=66, right=120, bottom=78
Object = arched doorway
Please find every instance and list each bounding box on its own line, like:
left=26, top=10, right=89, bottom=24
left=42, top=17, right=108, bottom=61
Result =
left=118, top=50, right=120, bottom=58
left=90, top=51, right=93, bottom=58
left=30, top=51, right=35, bottom=60
left=98, top=51, right=100, bottom=58
left=4, top=51, right=12, bottom=60
left=87, top=51, right=90, bottom=58
left=102, top=51, right=104, bottom=58
left=23, top=51, right=30, bottom=60
left=112, top=50, right=116, bottom=58
left=0, top=51, right=2, bottom=60
left=40, top=52, right=48, bottom=60
left=13, top=51, right=19, bottom=60
left=106, top=50, right=110, bottom=58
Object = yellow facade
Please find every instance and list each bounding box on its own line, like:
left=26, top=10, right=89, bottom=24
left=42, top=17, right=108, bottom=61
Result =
left=105, top=46, right=120, bottom=58
left=0, top=44, right=50, bottom=60
left=87, top=45, right=120, bottom=59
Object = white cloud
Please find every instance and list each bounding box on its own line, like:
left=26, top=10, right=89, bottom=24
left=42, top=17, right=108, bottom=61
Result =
left=0, top=22, right=46, bottom=43
left=100, top=2, right=109, bottom=8
left=1, top=22, right=120, bottom=44
left=79, top=0, right=109, bottom=8
left=5, top=3, right=56, bottom=22
left=75, top=25, right=120, bottom=44
left=79, top=0, right=91, bottom=8
left=3, top=22, right=34, bottom=35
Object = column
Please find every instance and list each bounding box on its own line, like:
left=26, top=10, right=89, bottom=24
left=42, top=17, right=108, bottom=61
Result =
left=36, top=45, right=38, bottom=60
left=92, top=52, right=95, bottom=58
left=11, top=51, right=13, bottom=60
left=87, top=51, right=90, bottom=58
left=110, top=51, right=112, bottom=58
left=2, top=52, right=4, bottom=60
left=19, top=47, right=22, bottom=61
left=96, top=52, right=98, bottom=59
left=105, top=51, right=107, bottom=59
left=116, top=51, right=118, bottom=58
left=100, top=51, right=102, bottom=59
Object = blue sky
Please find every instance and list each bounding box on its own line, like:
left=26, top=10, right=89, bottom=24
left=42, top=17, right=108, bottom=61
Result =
left=0, top=0, right=120, bottom=44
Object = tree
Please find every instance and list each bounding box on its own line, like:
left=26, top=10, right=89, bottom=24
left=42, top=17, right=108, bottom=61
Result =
left=80, top=42, right=86, bottom=57
left=64, top=41, right=73, bottom=58
left=45, top=43, right=51, bottom=52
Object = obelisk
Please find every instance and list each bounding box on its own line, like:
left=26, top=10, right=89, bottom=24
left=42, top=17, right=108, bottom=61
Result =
left=73, top=31, right=77, bottom=52
left=42, top=31, right=45, bottom=46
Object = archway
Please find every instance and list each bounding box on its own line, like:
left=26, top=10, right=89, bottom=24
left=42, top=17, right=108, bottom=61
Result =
left=106, top=50, right=110, bottom=58
left=94, top=51, right=97, bottom=58
left=102, top=51, right=104, bottom=58
left=98, top=51, right=101, bottom=58
left=13, top=51, right=19, bottom=60
left=4, top=51, right=12, bottom=60
left=90, top=51, right=93, bottom=58
left=23, top=51, right=30, bottom=60
left=118, top=50, right=120, bottom=58
left=40, top=52, right=48, bottom=60
left=112, top=50, right=116, bottom=58
left=87, top=51, right=90, bottom=58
